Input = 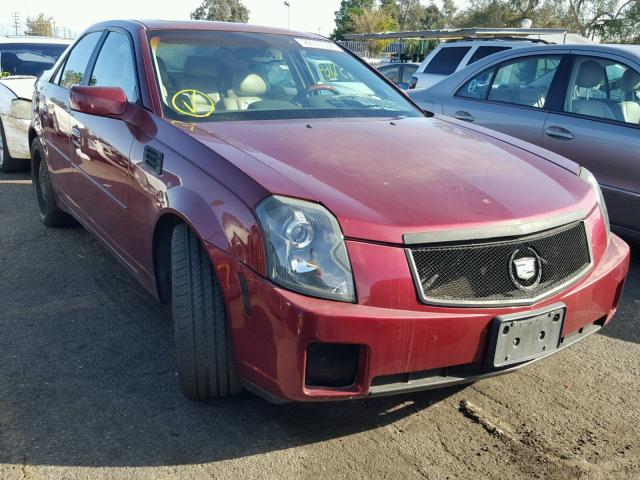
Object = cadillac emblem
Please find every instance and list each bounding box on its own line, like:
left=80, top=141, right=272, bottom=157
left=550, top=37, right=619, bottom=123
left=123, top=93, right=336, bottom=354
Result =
left=509, top=247, right=542, bottom=290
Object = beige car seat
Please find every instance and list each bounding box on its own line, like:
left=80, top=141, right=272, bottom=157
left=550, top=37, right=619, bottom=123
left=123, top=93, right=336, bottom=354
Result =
left=223, top=71, right=269, bottom=111
left=616, top=68, right=640, bottom=124
left=570, top=60, right=616, bottom=120
left=175, top=55, right=221, bottom=104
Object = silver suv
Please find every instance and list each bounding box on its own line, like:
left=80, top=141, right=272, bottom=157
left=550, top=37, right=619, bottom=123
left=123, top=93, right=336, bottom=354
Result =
left=410, top=39, right=545, bottom=89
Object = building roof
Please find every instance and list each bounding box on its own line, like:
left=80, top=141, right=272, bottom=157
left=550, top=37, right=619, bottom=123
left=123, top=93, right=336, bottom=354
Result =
left=0, top=36, right=71, bottom=45
left=343, top=27, right=569, bottom=41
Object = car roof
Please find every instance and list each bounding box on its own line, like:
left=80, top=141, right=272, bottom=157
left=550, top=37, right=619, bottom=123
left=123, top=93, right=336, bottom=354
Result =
left=482, top=42, right=640, bottom=59
left=93, top=19, right=324, bottom=40
left=0, top=36, right=71, bottom=45
left=436, top=39, right=545, bottom=48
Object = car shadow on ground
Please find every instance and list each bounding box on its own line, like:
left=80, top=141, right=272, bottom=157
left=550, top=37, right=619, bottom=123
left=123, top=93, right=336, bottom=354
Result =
left=0, top=171, right=464, bottom=468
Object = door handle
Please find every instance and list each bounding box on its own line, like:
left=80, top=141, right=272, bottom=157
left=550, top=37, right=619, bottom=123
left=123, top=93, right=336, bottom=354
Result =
left=71, top=126, right=81, bottom=147
left=454, top=110, right=474, bottom=122
left=545, top=126, right=574, bottom=140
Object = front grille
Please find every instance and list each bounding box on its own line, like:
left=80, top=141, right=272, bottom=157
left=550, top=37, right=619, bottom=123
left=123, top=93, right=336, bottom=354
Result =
left=408, top=221, right=591, bottom=307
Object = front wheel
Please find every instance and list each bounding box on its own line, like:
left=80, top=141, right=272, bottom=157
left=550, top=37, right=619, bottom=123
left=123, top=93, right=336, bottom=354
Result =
left=171, top=223, right=243, bottom=399
left=31, top=138, right=76, bottom=227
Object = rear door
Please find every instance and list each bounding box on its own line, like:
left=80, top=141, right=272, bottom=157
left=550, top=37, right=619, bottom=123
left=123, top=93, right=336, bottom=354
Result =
left=67, top=29, right=140, bottom=258
left=542, top=52, right=640, bottom=235
left=442, top=52, right=567, bottom=146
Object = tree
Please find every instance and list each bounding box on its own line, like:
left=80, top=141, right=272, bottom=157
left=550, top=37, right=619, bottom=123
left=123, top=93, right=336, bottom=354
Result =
left=352, top=7, right=399, bottom=54
left=332, top=0, right=376, bottom=39
left=191, top=0, right=250, bottom=23
left=454, top=0, right=640, bottom=41
left=25, top=14, right=53, bottom=37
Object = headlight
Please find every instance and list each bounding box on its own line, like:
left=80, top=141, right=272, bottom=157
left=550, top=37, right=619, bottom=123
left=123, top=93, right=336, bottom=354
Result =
left=10, top=98, right=32, bottom=120
left=255, top=195, right=356, bottom=302
left=579, top=167, right=610, bottom=238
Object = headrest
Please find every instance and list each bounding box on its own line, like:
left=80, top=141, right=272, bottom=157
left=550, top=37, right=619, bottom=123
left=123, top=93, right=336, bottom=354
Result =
left=184, top=55, right=218, bottom=78
left=621, top=68, right=640, bottom=91
left=576, top=60, right=604, bottom=88
left=234, top=72, right=268, bottom=96
left=515, top=60, right=537, bottom=84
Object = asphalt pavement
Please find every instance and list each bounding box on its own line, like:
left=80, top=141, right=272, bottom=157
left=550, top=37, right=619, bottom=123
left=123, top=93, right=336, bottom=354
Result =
left=0, top=170, right=639, bottom=480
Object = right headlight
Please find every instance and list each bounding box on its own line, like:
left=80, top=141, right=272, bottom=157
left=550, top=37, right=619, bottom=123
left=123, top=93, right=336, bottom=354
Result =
left=579, top=167, right=610, bottom=238
left=255, top=195, right=356, bottom=303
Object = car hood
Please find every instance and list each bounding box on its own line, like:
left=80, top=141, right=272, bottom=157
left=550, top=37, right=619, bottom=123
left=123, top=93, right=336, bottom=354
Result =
left=0, top=76, right=36, bottom=100
left=185, top=116, right=594, bottom=245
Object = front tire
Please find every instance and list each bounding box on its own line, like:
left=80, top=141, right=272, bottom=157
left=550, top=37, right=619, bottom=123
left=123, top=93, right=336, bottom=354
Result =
left=171, top=223, right=242, bottom=399
left=31, top=138, right=76, bottom=227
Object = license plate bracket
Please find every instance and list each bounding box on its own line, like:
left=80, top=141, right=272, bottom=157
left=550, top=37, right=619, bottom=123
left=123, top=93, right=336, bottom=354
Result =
left=488, top=304, right=565, bottom=368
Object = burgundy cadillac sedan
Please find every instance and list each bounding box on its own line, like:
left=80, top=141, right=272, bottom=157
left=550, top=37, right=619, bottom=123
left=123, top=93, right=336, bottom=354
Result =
left=30, top=20, right=630, bottom=402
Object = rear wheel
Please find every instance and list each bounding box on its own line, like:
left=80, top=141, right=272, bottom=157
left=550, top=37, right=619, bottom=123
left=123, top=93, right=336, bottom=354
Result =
left=171, top=223, right=242, bottom=399
left=31, top=138, right=76, bottom=227
left=0, top=119, right=25, bottom=172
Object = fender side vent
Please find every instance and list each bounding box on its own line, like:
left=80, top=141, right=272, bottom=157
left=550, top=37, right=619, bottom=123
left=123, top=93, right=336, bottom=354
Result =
left=144, top=146, right=164, bottom=174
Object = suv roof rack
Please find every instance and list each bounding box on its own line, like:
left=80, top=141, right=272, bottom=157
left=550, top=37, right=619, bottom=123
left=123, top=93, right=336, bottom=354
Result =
left=448, top=36, right=552, bottom=44
left=343, top=27, right=568, bottom=42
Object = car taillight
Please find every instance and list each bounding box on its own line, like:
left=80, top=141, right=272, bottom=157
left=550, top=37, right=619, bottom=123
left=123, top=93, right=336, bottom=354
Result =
left=409, top=77, right=418, bottom=89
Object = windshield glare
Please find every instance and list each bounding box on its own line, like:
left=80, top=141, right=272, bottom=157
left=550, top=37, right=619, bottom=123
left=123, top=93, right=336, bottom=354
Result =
left=0, top=43, right=68, bottom=78
left=148, top=31, right=421, bottom=122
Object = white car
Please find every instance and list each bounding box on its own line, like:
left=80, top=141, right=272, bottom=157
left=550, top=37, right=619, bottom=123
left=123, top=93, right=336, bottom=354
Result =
left=0, top=36, right=69, bottom=171
left=409, top=39, right=548, bottom=90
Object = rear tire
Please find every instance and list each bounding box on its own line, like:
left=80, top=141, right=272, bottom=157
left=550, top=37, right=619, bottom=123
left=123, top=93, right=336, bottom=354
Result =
left=171, top=223, right=243, bottom=399
left=0, top=119, right=26, bottom=172
left=31, top=138, right=76, bottom=227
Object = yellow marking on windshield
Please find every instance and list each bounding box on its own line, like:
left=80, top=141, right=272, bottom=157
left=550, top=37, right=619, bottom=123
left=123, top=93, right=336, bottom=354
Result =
left=171, top=89, right=215, bottom=118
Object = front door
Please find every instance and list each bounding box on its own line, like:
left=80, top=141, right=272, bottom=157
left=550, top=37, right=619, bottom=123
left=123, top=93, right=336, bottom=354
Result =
left=67, top=30, right=140, bottom=262
left=542, top=54, right=640, bottom=235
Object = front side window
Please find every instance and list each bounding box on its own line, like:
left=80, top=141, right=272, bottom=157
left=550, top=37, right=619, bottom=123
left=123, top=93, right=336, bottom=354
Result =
left=564, top=56, right=640, bottom=125
left=424, top=47, right=471, bottom=75
left=59, top=32, right=102, bottom=89
left=148, top=31, right=421, bottom=122
left=89, top=31, right=139, bottom=103
left=487, top=55, right=561, bottom=108
left=0, top=43, right=68, bottom=78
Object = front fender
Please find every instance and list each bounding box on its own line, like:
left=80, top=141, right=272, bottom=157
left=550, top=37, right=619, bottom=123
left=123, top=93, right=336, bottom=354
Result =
left=160, top=184, right=265, bottom=276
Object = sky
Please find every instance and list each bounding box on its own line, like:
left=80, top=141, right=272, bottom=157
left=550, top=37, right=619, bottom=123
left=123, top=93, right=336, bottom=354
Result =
left=0, top=0, right=467, bottom=38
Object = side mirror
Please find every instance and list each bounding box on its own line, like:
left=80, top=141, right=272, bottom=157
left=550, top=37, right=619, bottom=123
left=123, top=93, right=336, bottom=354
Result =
left=70, top=86, right=127, bottom=117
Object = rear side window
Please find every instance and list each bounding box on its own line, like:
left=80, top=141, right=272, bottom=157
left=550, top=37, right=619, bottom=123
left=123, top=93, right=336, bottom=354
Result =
left=380, top=65, right=400, bottom=84
left=457, top=66, right=498, bottom=99
left=89, top=31, right=139, bottom=103
left=424, top=47, right=471, bottom=75
left=59, top=32, right=102, bottom=89
left=467, top=46, right=511, bottom=65
left=401, top=64, right=418, bottom=83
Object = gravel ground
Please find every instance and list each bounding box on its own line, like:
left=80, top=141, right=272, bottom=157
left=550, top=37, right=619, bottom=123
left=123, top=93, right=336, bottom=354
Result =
left=1, top=170, right=639, bottom=480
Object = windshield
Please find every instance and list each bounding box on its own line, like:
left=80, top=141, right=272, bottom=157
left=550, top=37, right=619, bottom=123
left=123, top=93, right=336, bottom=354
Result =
left=0, top=43, right=68, bottom=78
left=148, top=31, right=421, bottom=122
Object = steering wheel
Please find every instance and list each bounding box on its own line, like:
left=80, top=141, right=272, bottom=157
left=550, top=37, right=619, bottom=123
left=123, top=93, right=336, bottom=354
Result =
left=292, top=84, right=339, bottom=105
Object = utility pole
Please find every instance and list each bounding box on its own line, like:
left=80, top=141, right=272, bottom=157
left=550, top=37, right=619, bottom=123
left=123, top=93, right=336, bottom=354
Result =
left=11, top=12, right=20, bottom=36
left=284, top=1, right=290, bottom=29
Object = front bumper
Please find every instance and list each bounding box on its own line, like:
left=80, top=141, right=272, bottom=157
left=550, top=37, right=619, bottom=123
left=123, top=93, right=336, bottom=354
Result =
left=0, top=114, right=30, bottom=159
left=208, top=232, right=629, bottom=403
